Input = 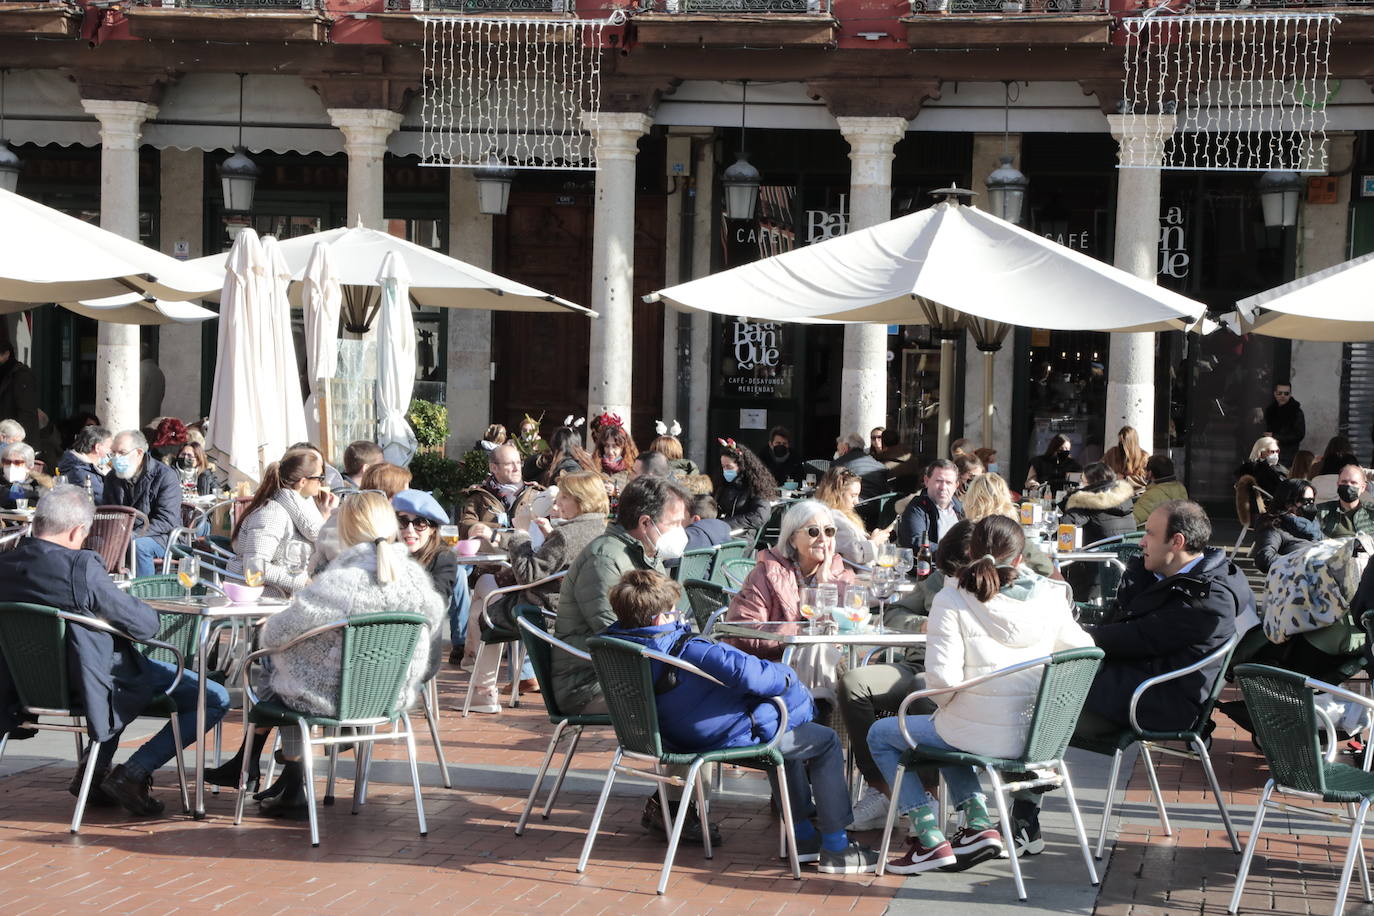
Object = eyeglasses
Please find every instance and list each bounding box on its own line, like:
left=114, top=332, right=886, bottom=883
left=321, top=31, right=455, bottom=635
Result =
left=804, top=525, right=837, bottom=539
left=396, top=514, right=434, bottom=531
left=306, top=474, right=327, bottom=482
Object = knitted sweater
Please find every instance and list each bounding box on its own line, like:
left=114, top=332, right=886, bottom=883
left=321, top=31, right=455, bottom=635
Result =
left=261, top=542, right=445, bottom=718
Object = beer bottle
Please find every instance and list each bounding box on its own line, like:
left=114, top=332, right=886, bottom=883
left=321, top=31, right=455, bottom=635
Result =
left=916, top=542, right=933, bottom=580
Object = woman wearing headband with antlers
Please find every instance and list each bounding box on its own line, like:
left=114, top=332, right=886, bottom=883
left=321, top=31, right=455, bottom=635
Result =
left=646, top=419, right=700, bottom=478
left=524, top=417, right=598, bottom=488
left=716, top=437, right=779, bottom=533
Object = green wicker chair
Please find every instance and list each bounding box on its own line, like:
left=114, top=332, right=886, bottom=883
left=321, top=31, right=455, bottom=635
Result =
left=718, top=557, right=758, bottom=589
left=710, top=539, right=753, bottom=576
left=1073, top=630, right=1243, bottom=859
left=681, top=579, right=737, bottom=637
left=232, top=612, right=431, bottom=848
left=671, top=547, right=716, bottom=585
left=876, top=647, right=1105, bottom=901
left=461, top=570, right=567, bottom=717
left=513, top=606, right=613, bottom=835
left=855, top=491, right=900, bottom=531
left=1230, top=664, right=1374, bottom=916
left=579, top=634, right=802, bottom=895
left=126, top=574, right=227, bottom=667
left=0, top=601, right=190, bottom=833
left=750, top=502, right=789, bottom=551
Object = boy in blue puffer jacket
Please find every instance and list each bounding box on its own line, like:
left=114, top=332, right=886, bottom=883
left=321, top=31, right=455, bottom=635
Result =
left=604, top=570, right=880, bottom=874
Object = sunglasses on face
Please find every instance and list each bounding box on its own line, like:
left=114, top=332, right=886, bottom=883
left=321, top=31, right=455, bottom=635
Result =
left=305, top=474, right=327, bottom=482
left=396, top=514, right=433, bottom=531
left=803, top=525, right=837, bottom=539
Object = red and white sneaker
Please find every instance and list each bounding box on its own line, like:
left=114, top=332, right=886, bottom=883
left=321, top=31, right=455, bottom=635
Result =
left=885, top=837, right=957, bottom=874
left=941, top=826, right=1005, bottom=872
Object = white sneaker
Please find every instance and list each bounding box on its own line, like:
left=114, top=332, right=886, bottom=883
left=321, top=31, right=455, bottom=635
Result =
left=848, top=787, right=892, bottom=832
left=462, top=689, right=501, bottom=715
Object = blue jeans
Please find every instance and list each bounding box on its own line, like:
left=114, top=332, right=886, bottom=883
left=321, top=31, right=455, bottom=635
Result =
left=779, top=722, right=852, bottom=834
left=449, top=573, right=472, bottom=650
left=94, top=658, right=230, bottom=775
left=868, top=714, right=983, bottom=814
left=134, top=536, right=167, bottom=578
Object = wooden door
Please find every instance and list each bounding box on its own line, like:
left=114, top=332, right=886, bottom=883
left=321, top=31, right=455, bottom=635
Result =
left=492, top=190, right=665, bottom=441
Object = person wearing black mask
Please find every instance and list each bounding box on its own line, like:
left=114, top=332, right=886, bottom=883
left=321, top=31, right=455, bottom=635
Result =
left=1024, top=434, right=1081, bottom=494
left=1262, top=381, right=1306, bottom=468
left=171, top=442, right=223, bottom=497
left=761, top=425, right=805, bottom=485
left=1316, top=464, right=1374, bottom=537
left=1252, top=478, right=1321, bottom=574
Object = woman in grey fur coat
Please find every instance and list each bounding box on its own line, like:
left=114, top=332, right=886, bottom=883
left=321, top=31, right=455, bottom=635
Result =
left=466, top=470, right=609, bottom=713
left=230, top=492, right=444, bottom=816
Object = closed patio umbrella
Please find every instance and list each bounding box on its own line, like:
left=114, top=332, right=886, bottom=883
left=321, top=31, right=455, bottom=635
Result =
left=261, top=236, right=309, bottom=461
left=206, top=228, right=270, bottom=484
left=376, top=251, right=417, bottom=466
left=301, top=241, right=342, bottom=445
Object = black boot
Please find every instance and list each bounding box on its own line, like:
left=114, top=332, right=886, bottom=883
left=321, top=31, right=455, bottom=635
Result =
left=256, top=761, right=309, bottom=819
left=204, top=728, right=271, bottom=790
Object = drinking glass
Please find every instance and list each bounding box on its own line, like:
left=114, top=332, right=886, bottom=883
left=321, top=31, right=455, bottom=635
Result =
left=799, top=586, right=819, bottom=634
left=13, top=498, right=27, bottom=511
left=816, top=583, right=839, bottom=633
left=894, top=548, right=914, bottom=578
left=283, top=541, right=311, bottom=579
left=243, top=557, right=265, bottom=589
left=439, top=524, right=461, bottom=548
left=875, top=542, right=898, bottom=569
left=844, top=586, right=869, bottom=630
left=177, top=555, right=200, bottom=602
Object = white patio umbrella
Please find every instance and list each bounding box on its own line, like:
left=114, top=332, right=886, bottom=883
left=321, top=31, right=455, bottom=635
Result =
left=375, top=251, right=417, bottom=465
left=261, top=236, right=309, bottom=461
left=0, top=186, right=220, bottom=306
left=206, top=228, right=270, bottom=484
left=301, top=242, right=342, bottom=444
left=59, top=294, right=217, bottom=325
left=1222, top=250, right=1374, bottom=341
left=184, top=224, right=595, bottom=327
left=648, top=199, right=1209, bottom=450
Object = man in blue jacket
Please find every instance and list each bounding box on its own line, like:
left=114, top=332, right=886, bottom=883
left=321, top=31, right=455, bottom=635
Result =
left=102, top=429, right=183, bottom=577
left=0, top=485, right=227, bottom=815
left=897, top=459, right=964, bottom=550
left=603, top=569, right=880, bottom=874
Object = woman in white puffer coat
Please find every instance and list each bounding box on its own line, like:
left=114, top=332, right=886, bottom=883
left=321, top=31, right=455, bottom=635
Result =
left=867, top=515, right=1092, bottom=875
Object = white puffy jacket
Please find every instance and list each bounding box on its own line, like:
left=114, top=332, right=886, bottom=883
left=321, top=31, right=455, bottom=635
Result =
left=926, top=570, right=1093, bottom=759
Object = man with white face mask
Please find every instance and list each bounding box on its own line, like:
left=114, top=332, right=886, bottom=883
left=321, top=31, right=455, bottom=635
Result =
left=101, top=429, right=183, bottom=577
left=552, top=474, right=690, bottom=717
left=1, top=442, right=52, bottom=508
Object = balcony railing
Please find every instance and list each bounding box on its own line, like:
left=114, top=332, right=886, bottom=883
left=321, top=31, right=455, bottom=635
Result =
left=649, top=0, right=827, bottom=10
left=145, top=0, right=319, bottom=9
left=384, top=0, right=567, bottom=10
left=908, top=0, right=1367, bottom=12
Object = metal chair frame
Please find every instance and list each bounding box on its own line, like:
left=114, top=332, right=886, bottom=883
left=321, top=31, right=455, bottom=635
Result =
left=875, top=650, right=1104, bottom=901
left=232, top=614, right=431, bottom=848
left=1229, top=668, right=1374, bottom=916
left=1089, top=630, right=1243, bottom=858
left=0, top=604, right=191, bottom=833
left=83, top=505, right=150, bottom=578
left=577, top=635, right=800, bottom=895
left=461, top=570, right=567, bottom=716
left=513, top=610, right=612, bottom=835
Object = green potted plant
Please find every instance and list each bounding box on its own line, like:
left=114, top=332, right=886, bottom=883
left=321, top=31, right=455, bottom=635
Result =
left=407, top=399, right=450, bottom=454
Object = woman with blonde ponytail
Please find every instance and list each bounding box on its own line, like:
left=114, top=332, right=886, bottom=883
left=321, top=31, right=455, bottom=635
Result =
left=237, top=492, right=445, bottom=817
left=865, top=515, right=1092, bottom=874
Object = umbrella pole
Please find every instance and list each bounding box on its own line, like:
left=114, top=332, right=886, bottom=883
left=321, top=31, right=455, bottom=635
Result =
left=983, top=349, right=996, bottom=450
left=937, top=337, right=956, bottom=459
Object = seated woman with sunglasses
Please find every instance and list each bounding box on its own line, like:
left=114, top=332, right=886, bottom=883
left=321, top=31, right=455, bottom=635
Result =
left=1252, top=477, right=1321, bottom=575
left=228, top=448, right=337, bottom=597
left=725, top=499, right=855, bottom=662
left=393, top=488, right=464, bottom=678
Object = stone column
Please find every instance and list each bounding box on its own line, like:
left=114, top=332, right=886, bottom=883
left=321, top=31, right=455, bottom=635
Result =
left=1292, top=131, right=1356, bottom=447
left=687, top=133, right=716, bottom=470
left=836, top=116, right=907, bottom=441
left=158, top=147, right=204, bottom=422
left=964, top=133, right=1021, bottom=454
left=327, top=108, right=404, bottom=230
left=582, top=111, right=651, bottom=428
left=81, top=99, right=158, bottom=434
left=1106, top=114, right=1174, bottom=455
left=445, top=168, right=494, bottom=457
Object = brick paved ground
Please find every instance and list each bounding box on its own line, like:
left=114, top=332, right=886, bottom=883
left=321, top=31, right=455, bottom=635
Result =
left=4, top=658, right=1374, bottom=914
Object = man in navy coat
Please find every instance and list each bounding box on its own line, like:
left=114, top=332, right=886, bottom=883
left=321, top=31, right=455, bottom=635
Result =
left=0, top=485, right=227, bottom=816
left=101, top=429, right=183, bottom=577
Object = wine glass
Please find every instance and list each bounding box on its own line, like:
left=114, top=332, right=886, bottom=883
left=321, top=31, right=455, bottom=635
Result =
left=177, top=555, right=200, bottom=603
left=439, top=524, right=461, bottom=549
left=283, top=541, right=311, bottom=579
left=875, top=542, right=898, bottom=570
left=243, top=557, right=265, bottom=589
left=799, top=586, right=819, bottom=634
left=869, top=569, right=896, bottom=621
left=894, top=548, right=915, bottom=579
left=844, top=586, right=869, bottom=631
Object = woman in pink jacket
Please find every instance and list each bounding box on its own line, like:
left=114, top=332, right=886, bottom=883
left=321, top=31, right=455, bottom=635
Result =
left=725, top=499, right=856, bottom=661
